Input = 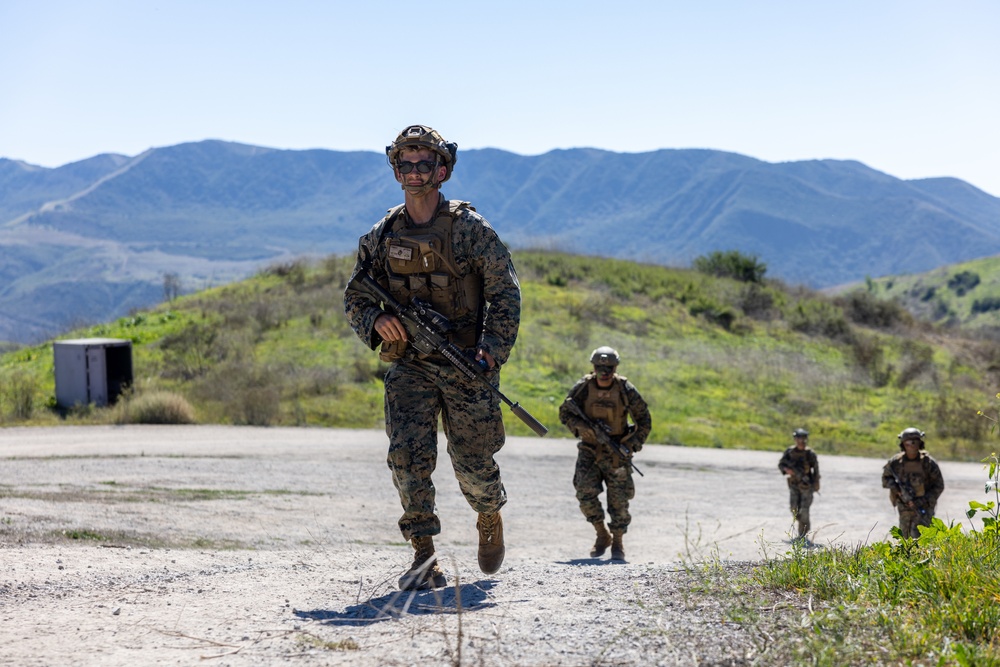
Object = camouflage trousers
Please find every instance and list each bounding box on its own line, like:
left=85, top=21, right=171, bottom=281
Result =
left=384, top=358, right=506, bottom=541
left=573, top=443, right=635, bottom=533
left=788, top=486, right=814, bottom=537
left=897, top=505, right=933, bottom=539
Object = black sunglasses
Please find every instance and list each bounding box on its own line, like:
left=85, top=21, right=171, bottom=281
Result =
left=396, top=160, right=437, bottom=174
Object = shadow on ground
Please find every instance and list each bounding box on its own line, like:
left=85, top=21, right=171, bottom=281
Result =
left=295, top=580, right=498, bottom=626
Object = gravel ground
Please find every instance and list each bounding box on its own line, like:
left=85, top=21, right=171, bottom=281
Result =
left=0, top=425, right=990, bottom=666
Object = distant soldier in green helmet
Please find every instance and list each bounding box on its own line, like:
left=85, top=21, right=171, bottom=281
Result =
left=559, top=346, right=651, bottom=562
left=881, top=427, right=945, bottom=538
left=778, top=428, right=820, bottom=541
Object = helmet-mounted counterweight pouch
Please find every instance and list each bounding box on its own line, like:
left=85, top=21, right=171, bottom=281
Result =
left=897, top=427, right=926, bottom=450
left=386, top=124, right=458, bottom=183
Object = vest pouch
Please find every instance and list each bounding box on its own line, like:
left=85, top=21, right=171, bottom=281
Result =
left=379, top=339, right=408, bottom=362
left=387, top=235, right=442, bottom=274
left=428, top=272, right=455, bottom=312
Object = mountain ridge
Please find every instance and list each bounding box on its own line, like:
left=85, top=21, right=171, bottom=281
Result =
left=2, top=140, right=999, bottom=344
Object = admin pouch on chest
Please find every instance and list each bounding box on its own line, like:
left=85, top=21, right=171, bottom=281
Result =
left=902, top=458, right=926, bottom=497
left=381, top=201, right=482, bottom=359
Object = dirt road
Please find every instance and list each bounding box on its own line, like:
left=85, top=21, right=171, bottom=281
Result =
left=0, top=426, right=991, bottom=665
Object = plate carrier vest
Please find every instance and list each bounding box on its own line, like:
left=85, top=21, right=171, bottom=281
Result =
left=382, top=201, right=483, bottom=350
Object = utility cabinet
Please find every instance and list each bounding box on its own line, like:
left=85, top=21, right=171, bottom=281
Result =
left=53, top=338, right=133, bottom=408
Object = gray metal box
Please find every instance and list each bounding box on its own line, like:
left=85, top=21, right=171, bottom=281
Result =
left=53, top=338, right=134, bottom=408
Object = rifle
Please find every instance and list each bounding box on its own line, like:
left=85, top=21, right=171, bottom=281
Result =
left=563, top=399, right=643, bottom=476
left=886, top=464, right=926, bottom=515
left=781, top=460, right=811, bottom=486
left=350, top=247, right=548, bottom=437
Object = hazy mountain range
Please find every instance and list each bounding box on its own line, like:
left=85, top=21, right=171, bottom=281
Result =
left=2, top=140, right=999, bottom=344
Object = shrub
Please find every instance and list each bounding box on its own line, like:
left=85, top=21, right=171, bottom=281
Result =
left=947, top=270, right=980, bottom=296
left=114, top=391, right=197, bottom=424
left=1, top=371, right=37, bottom=421
left=738, top=283, right=778, bottom=320
left=850, top=334, right=893, bottom=387
left=971, top=297, right=1000, bottom=314
left=693, top=250, right=767, bottom=284
left=837, top=289, right=912, bottom=329
left=788, top=300, right=851, bottom=340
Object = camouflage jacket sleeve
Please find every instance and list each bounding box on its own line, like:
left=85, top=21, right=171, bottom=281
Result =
left=778, top=448, right=794, bottom=475
left=343, top=213, right=394, bottom=351
left=455, top=207, right=521, bottom=365
left=881, top=455, right=901, bottom=490
left=622, top=379, right=651, bottom=447
left=559, top=377, right=592, bottom=438
left=923, top=456, right=945, bottom=504
left=808, top=450, right=820, bottom=479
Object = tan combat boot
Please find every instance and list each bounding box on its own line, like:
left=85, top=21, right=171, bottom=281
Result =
left=610, top=529, right=625, bottom=561
left=398, top=535, right=447, bottom=590
left=590, top=521, right=612, bottom=558
left=477, top=511, right=505, bottom=574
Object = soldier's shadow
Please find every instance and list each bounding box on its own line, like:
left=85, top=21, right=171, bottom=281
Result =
left=294, top=580, right=498, bottom=627
left=557, top=558, right=624, bottom=566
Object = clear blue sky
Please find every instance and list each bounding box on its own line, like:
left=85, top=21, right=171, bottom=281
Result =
left=2, top=1, right=998, bottom=195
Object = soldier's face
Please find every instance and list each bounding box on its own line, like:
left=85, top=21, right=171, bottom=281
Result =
left=794, top=436, right=807, bottom=449
left=594, top=364, right=616, bottom=387
left=902, top=440, right=921, bottom=458
left=395, top=148, right=445, bottom=186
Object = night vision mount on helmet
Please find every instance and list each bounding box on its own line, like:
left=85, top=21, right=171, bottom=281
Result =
left=590, top=346, right=620, bottom=366
left=386, top=125, right=458, bottom=183
left=897, top=427, right=926, bottom=450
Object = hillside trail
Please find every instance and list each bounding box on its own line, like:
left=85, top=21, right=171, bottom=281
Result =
left=0, top=425, right=990, bottom=666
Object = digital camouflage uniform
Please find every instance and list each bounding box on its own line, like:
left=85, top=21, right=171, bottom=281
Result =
left=778, top=445, right=820, bottom=537
left=343, top=193, right=521, bottom=541
left=559, top=374, right=652, bottom=534
left=881, top=450, right=944, bottom=538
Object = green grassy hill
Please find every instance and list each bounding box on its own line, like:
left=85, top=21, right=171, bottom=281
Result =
left=2, top=251, right=997, bottom=461
left=866, top=254, right=1000, bottom=329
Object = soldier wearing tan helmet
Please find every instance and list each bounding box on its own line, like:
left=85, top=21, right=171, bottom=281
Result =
left=344, top=125, right=522, bottom=590
left=559, top=346, right=651, bottom=561
left=778, top=428, right=820, bottom=542
left=881, top=427, right=945, bottom=538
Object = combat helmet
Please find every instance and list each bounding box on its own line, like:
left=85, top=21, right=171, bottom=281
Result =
left=385, top=124, right=458, bottom=182
left=792, top=428, right=809, bottom=439
left=590, top=346, right=620, bottom=366
left=897, top=427, right=925, bottom=450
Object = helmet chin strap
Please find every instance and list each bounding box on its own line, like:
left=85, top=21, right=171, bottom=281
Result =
left=398, top=158, right=442, bottom=196
left=401, top=181, right=438, bottom=196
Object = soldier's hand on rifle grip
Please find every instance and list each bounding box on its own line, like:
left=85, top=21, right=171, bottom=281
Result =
left=375, top=313, right=408, bottom=343
left=475, top=350, right=496, bottom=370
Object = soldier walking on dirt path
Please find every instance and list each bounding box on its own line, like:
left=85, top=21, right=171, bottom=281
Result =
left=778, top=428, right=821, bottom=542
left=881, top=427, right=945, bottom=539
left=344, top=125, right=522, bottom=590
left=559, top=347, right=651, bottom=562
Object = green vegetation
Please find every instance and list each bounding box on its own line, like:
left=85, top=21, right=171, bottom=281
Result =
left=1, top=250, right=998, bottom=460
left=693, top=249, right=768, bottom=284
left=868, top=254, right=1000, bottom=329
left=686, top=452, right=1000, bottom=665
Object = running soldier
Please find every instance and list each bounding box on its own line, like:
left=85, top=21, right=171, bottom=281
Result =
left=881, top=427, right=945, bottom=538
left=344, top=125, right=521, bottom=589
left=559, top=346, right=651, bottom=561
left=778, top=428, right=820, bottom=541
